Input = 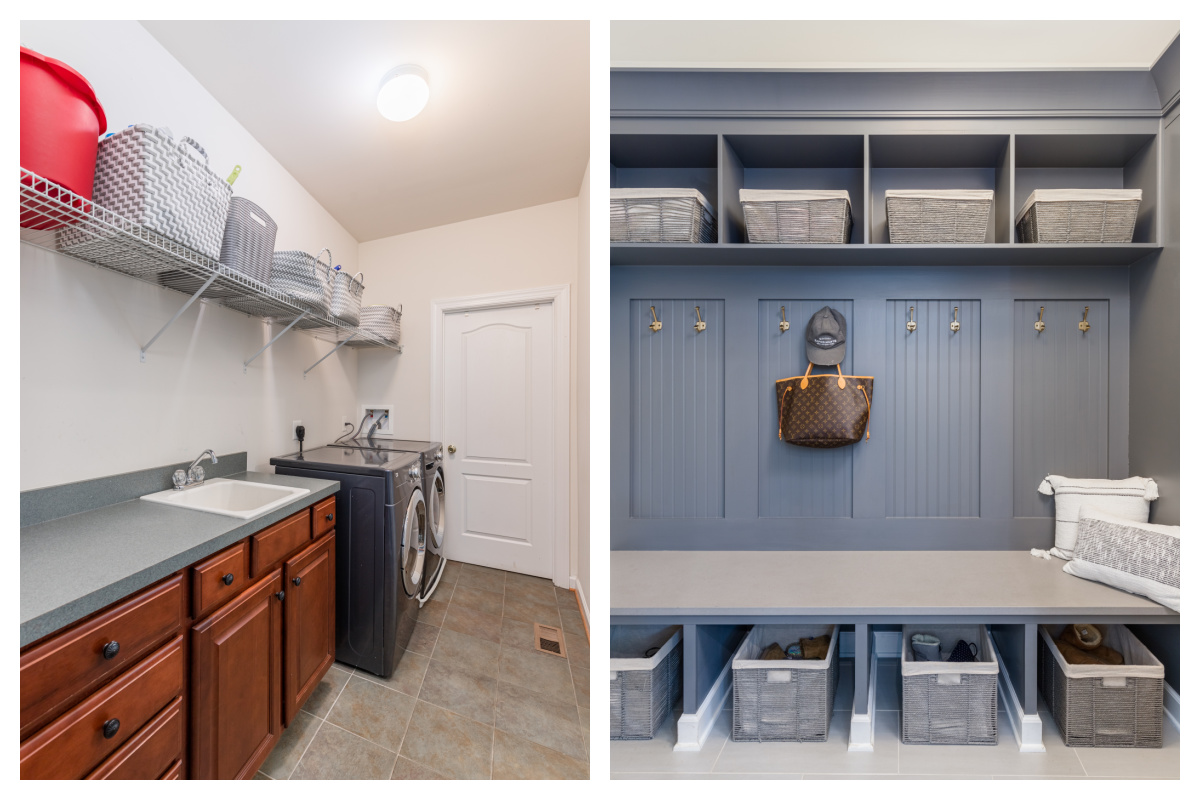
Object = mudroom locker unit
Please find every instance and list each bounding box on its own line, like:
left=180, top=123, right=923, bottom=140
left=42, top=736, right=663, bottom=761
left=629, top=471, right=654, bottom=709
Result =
left=609, top=36, right=1180, bottom=766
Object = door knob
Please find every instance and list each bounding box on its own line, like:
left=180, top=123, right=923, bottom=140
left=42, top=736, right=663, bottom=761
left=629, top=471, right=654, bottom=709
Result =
left=447, top=445, right=456, bottom=454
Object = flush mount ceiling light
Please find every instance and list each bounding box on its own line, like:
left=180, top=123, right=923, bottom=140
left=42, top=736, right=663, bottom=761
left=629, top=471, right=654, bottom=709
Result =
left=377, top=64, right=430, bottom=122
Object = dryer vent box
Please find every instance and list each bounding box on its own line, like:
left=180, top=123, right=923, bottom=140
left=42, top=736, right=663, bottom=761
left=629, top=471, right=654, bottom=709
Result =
left=360, top=405, right=394, bottom=437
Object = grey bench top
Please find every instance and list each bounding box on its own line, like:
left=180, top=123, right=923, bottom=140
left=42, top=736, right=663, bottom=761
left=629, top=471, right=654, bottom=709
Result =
left=21, top=471, right=339, bottom=647
left=611, top=550, right=1178, bottom=621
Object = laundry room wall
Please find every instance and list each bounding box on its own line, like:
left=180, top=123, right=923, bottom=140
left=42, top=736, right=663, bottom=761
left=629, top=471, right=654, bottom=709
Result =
left=20, top=21, right=362, bottom=490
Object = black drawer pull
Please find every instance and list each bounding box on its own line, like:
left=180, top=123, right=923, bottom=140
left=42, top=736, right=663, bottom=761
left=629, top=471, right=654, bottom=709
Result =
left=293, top=577, right=302, bottom=586
left=103, top=718, right=120, bottom=739
left=275, top=591, right=286, bottom=601
left=222, top=573, right=235, bottom=586
left=325, top=513, right=334, bottom=522
left=102, top=641, right=120, bottom=660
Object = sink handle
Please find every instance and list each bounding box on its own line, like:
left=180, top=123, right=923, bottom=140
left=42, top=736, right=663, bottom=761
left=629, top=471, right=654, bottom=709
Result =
left=172, top=470, right=188, bottom=490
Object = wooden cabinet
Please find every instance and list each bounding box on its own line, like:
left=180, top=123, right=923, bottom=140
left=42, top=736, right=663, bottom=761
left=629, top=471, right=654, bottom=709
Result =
left=312, top=495, right=336, bottom=538
left=191, top=541, right=249, bottom=620
left=87, top=696, right=184, bottom=780
left=251, top=509, right=311, bottom=577
left=190, top=569, right=284, bottom=780
left=283, top=534, right=336, bottom=725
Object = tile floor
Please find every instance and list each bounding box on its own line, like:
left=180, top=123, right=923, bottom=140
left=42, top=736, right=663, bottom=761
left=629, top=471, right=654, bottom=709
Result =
left=612, top=659, right=1180, bottom=780
left=257, top=560, right=590, bottom=780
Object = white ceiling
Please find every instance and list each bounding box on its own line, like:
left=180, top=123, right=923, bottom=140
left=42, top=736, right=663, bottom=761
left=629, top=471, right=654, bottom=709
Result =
left=612, top=20, right=1180, bottom=71
left=143, top=21, right=589, bottom=243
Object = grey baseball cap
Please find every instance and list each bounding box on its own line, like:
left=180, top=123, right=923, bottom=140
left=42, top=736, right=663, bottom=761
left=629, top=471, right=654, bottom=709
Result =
left=805, top=306, right=847, bottom=365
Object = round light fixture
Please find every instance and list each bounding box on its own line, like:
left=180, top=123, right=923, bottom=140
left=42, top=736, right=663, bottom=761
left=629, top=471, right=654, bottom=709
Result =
left=377, top=64, right=430, bottom=122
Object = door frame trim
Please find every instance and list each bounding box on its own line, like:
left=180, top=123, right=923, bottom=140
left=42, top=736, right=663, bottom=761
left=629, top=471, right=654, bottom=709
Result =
left=431, top=284, right=572, bottom=588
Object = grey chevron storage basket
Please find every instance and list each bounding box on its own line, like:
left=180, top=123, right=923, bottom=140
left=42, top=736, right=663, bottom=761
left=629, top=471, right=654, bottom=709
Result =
left=611, top=626, right=682, bottom=740
left=358, top=305, right=402, bottom=344
left=901, top=625, right=999, bottom=745
left=269, top=248, right=333, bottom=315
left=740, top=189, right=853, bottom=243
left=90, top=124, right=232, bottom=260
left=329, top=269, right=365, bottom=326
left=1016, top=189, right=1142, bottom=243
left=611, top=188, right=716, bottom=243
left=732, top=625, right=840, bottom=742
left=220, top=197, right=278, bottom=284
left=1038, top=625, right=1163, bottom=748
left=886, top=189, right=993, bottom=243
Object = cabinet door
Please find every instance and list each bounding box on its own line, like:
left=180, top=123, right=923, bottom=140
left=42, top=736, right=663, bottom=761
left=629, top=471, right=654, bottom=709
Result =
left=190, top=569, right=283, bottom=780
left=282, top=534, right=336, bottom=726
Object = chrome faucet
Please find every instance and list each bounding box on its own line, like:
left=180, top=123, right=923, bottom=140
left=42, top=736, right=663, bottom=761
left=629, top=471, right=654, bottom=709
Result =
left=174, top=449, right=218, bottom=490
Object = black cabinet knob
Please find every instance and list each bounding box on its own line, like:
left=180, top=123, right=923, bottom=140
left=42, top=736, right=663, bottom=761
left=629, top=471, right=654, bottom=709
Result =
left=275, top=591, right=285, bottom=601
left=325, top=513, right=333, bottom=522
left=103, top=719, right=120, bottom=739
left=292, top=577, right=302, bottom=586
left=102, top=641, right=120, bottom=660
left=222, top=573, right=234, bottom=586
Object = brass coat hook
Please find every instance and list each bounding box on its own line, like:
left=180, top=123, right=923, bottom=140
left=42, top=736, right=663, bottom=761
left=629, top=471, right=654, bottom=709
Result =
left=1035, top=306, right=1046, bottom=333
left=779, top=306, right=790, bottom=333
left=950, top=306, right=961, bottom=334
left=1078, top=306, right=1091, bottom=334
left=694, top=306, right=706, bottom=333
left=648, top=305, right=662, bottom=333
left=906, top=306, right=917, bottom=333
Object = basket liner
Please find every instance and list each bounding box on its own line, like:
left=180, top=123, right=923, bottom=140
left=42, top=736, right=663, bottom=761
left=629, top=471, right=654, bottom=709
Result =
left=1017, top=189, right=1142, bottom=224
left=739, top=188, right=852, bottom=210
left=1038, top=624, right=1164, bottom=680
left=901, top=625, right=999, bottom=677
left=886, top=189, right=995, bottom=202
left=611, top=187, right=713, bottom=215
left=611, top=625, right=681, bottom=673
left=732, top=624, right=839, bottom=671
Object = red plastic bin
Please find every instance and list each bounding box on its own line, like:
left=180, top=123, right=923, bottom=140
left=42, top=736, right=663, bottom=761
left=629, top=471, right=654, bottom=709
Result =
left=20, top=46, right=107, bottom=229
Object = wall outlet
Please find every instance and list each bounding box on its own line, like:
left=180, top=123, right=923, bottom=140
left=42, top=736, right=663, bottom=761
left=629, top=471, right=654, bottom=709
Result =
left=360, top=405, right=394, bottom=437
left=292, top=420, right=303, bottom=441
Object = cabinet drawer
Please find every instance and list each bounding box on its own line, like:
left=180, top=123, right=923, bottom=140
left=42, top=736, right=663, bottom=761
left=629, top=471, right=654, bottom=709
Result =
left=160, top=759, right=183, bottom=779
left=312, top=496, right=336, bottom=538
left=192, top=541, right=249, bottom=619
left=20, top=574, right=185, bottom=740
left=86, top=696, right=184, bottom=780
left=20, top=635, right=185, bottom=779
left=251, top=510, right=311, bottom=577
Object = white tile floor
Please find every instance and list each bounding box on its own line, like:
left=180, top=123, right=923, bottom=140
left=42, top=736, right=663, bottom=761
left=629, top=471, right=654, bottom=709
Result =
left=611, top=659, right=1180, bottom=780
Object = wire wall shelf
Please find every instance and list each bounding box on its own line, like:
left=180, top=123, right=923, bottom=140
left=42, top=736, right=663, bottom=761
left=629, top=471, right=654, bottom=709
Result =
left=20, top=169, right=401, bottom=371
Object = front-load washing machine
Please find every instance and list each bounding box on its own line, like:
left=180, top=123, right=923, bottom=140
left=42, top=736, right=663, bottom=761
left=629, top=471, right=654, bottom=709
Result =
left=270, top=445, right=426, bottom=678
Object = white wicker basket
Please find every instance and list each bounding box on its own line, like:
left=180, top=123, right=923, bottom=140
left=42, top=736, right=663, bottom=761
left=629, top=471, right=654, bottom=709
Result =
left=1017, top=189, right=1142, bottom=243
left=329, top=269, right=365, bottom=326
left=220, top=197, right=277, bottom=284
left=269, top=248, right=333, bottom=315
left=732, top=624, right=840, bottom=742
left=358, top=305, right=403, bottom=344
left=886, top=189, right=994, bottom=243
left=901, top=624, right=999, bottom=745
left=739, top=189, right=852, bottom=243
left=611, top=188, right=715, bottom=243
left=611, top=625, right=682, bottom=740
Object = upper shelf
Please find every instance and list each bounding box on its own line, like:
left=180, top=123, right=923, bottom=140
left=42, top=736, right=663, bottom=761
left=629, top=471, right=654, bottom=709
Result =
left=19, top=170, right=400, bottom=352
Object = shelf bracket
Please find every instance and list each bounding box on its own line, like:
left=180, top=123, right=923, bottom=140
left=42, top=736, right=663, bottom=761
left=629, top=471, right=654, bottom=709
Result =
left=303, top=333, right=357, bottom=377
left=140, top=272, right=219, bottom=362
left=243, top=313, right=309, bottom=373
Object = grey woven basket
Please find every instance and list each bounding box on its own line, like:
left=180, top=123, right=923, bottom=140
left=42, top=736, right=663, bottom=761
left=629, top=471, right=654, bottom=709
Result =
left=358, top=305, right=403, bottom=344
left=329, top=269, right=365, bottom=326
left=611, top=188, right=716, bottom=243
left=732, top=624, right=840, bottom=742
left=885, top=189, right=993, bottom=243
left=1038, top=625, right=1163, bottom=748
left=739, top=189, right=852, bottom=244
left=900, top=625, right=998, bottom=745
left=220, top=197, right=277, bottom=284
left=611, top=626, right=682, bottom=740
left=90, top=124, right=232, bottom=260
left=269, top=248, right=333, bottom=315
left=1016, top=189, right=1142, bottom=243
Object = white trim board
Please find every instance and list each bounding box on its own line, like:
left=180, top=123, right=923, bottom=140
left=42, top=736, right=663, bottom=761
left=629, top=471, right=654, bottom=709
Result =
left=571, top=576, right=590, bottom=629
left=995, top=645, right=1046, bottom=753
left=430, top=284, right=572, bottom=589
left=673, top=629, right=749, bottom=752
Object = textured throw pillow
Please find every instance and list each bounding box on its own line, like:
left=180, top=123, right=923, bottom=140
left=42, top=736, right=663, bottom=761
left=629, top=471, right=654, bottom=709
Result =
left=1064, top=507, right=1179, bottom=612
left=1037, top=475, right=1158, bottom=559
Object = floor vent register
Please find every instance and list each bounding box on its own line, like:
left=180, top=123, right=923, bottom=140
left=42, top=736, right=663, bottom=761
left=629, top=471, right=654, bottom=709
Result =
left=534, top=623, right=567, bottom=658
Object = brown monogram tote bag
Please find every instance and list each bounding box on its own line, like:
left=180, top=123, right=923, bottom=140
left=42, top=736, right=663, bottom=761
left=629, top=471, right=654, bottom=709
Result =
left=776, top=363, right=873, bottom=448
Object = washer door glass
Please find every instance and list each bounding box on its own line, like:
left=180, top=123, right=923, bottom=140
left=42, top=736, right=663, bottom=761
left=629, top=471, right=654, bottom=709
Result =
left=429, top=469, right=445, bottom=551
left=400, top=488, right=426, bottom=597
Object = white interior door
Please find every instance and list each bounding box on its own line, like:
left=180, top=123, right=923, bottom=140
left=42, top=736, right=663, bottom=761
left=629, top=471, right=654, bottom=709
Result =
left=442, top=302, right=553, bottom=578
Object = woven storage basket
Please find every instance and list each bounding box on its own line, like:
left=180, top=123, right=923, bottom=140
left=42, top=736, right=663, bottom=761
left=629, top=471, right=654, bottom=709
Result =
left=901, top=625, right=999, bottom=745
left=739, top=189, right=852, bottom=243
left=90, top=124, right=232, bottom=260
left=1016, top=189, right=1142, bottom=243
left=885, top=189, right=993, bottom=243
left=358, top=305, right=403, bottom=344
left=611, top=626, right=682, bottom=740
left=611, top=188, right=715, bottom=243
left=1038, top=624, right=1163, bottom=748
left=329, top=269, right=365, bottom=326
left=732, top=624, right=840, bottom=742
left=269, top=248, right=333, bottom=315
left=219, top=197, right=277, bottom=284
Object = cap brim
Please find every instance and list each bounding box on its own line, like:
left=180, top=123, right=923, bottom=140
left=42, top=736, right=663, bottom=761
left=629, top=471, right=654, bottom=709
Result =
left=807, top=341, right=846, bottom=366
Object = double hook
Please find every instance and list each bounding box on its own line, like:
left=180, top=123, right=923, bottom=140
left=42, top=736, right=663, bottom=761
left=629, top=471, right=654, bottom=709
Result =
left=647, top=305, right=708, bottom=333
left=1033, top=305, right=1092, bottom=334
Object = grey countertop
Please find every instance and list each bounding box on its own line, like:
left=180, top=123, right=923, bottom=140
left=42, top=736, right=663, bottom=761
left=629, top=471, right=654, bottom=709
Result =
left=611, top=550, right=1180, bottom=619
left=21, top=471, right=338, bottom=647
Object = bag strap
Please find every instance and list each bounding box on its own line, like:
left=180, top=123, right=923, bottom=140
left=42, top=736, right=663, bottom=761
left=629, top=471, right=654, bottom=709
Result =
left=858, top=384, right=871, bottom=441
left=778, top=386, right=792, bottom=440
left=801, top=362, right=846, bottom=390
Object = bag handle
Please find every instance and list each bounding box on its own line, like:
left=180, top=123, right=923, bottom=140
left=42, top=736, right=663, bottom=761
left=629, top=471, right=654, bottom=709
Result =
left=858, top=384, right=871, bottom=441
left=176, top=136, right=209, bottom=165
left=800, top=362, right=846, bottom=390
left=778, top=386, right=792, bottom=440
left=313, top=248, right=333, bottom=280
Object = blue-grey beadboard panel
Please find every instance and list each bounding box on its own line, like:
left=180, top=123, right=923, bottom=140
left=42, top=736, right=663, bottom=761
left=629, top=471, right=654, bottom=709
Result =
left=1012, top=300, right=1110, bottom=517
left=758, top=299, right=855, bottom=518
left=885, top=300, right=981, bottom=518
left=630, top=298, right=725, bottom=518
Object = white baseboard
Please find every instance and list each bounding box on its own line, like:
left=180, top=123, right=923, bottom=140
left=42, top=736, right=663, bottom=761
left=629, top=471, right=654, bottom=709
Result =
left=569, top=576, right=590, bottom=630
left=1164, top=682, right=1180, bottom=730
left=995, top=645, right=1045, bottom=753
left=847, top=644, right=877, bottom=752
left=673, top=630, right=747, bottom=752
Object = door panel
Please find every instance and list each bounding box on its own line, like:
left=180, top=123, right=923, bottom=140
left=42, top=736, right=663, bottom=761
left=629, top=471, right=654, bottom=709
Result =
left=283, top=536, right=336, bottom=726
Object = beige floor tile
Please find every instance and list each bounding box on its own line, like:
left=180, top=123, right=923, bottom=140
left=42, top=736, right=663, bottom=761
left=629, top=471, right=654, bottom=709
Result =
left=572, top=666, right=590, bottom=707
left=499, top=645, right=576, bottom=706
left=807, top=774, right=989, bottom=780
left=418, top=598, right=449, bottom=627
left=564, top=631, right=589, bottom=668
left=260, top=709, right=322, bottom=779
left=439, top=560, right=463, bottom=587
left=301, top=664, right=352, bottom=719
left=326, top=675, right=417, bottom=752
left=291, top=723, right=397, bottom=780
left=502, top=593, right=562, bottom=626
left=457, top=563, right=506, bottom=594
left=499, top=616, right=541, bottom=653
left=356, top=651, right=428, bottom=698
left=391, top=755, right=448, bottom=780
left=406, top=621, right=440, bottom=657
left=579, top=703, right=591, bottom=759
left=713, top=708, right=900, bottom=775
left=253, top=772, right=272, bottom=779
left=610, top=706, right=731, bottom=774
left=504, top=575, right=558, bottom=606
left=442, top=602, right=504, bottom=643
left=418, top=657, right=497, bottom=726
left=897, top=708, right=1085, bottom=777
left=430, top=626, right=501, bottom=679
left=554, top=586, right=578, bottom=609
left=451, top=583, right=504, bottom=617
left=492, top=729, right=589, bottom=779
left=559, top=606, right=587, bottom=638
left=399, top=701, right=494, bottom=780
left=494, top=680, right=586, bottom=761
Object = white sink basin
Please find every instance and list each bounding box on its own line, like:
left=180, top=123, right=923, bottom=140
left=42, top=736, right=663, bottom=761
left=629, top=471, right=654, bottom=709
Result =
left=141, top=479, right=310, bottom=519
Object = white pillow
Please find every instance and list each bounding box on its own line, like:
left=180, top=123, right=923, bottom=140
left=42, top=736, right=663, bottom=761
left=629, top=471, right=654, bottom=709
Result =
left=1037, top=475, right=1158, bottom=559
left=1064, top=507, right=1179, bottom=612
